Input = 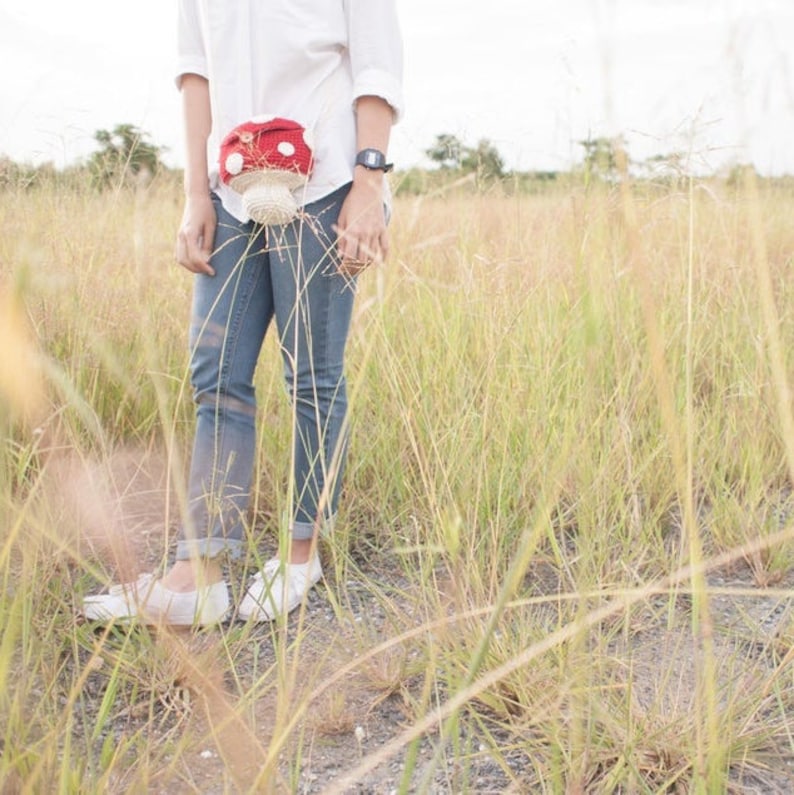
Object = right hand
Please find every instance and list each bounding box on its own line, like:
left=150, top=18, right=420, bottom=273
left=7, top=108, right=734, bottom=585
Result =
left=175, top=193, right=217, bottom=276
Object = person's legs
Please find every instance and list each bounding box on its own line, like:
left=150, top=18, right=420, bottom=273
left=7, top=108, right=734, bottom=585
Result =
left=84, top=188, right=357, bottom=625
left=166, top=196, right=273, bottom=586
left=272, top=184, right=356, bottom=557
left=83, top=196, right=274, bottom=624
left=239, top=184, right=356, bottom=620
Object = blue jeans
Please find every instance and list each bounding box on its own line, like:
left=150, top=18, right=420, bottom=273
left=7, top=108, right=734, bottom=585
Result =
left=176, top=183, right=356, bottom=560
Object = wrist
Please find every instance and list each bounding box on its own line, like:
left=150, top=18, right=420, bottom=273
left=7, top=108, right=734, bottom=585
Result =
left=184, top=187, right=211, bottom=201
left=352, top=164, right=386, bottom=190
left=183, top=170, right=210, bottom=198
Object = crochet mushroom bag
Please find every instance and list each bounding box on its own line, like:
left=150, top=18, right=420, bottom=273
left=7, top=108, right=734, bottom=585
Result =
left=219, top=116, right=314, bottom=226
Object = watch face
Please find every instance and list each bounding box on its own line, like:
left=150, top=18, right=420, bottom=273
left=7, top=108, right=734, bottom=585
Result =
left=357, top=148, right=385, bottom=168
left=355, top=148, right=393, bottom=172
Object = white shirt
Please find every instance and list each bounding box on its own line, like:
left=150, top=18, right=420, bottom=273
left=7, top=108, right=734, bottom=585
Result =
left=176, top=0, right=404, bottom=222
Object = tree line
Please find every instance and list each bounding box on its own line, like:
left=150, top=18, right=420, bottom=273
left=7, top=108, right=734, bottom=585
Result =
left=0, top=123, right=778, bottom=194
left=0, top=124, right=165, bottom=191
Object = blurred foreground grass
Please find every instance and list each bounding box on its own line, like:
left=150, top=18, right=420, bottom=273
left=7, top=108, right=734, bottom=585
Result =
left=2, top=174, right=794, bottom=791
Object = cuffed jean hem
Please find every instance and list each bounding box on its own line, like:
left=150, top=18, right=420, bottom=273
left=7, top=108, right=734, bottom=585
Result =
left=175, top=537, right=245, bottom=561
left=292, top=515, right=336, bottom=542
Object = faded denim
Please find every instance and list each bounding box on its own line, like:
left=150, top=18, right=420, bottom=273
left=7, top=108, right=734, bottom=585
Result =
left=176, top=184, right=355, bottom=560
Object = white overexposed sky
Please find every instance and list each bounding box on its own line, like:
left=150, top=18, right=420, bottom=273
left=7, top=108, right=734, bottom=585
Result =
left=0, top=0, right=792, bottom=175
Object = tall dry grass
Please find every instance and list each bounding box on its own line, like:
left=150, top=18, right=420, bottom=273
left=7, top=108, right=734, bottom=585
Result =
left=2, top=172, right=794, bottom=791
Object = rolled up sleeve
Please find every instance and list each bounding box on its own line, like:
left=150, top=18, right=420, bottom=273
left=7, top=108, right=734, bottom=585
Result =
left=175, top=0, right=208, bottom=89
left=345, top=0, right=405, bottom=123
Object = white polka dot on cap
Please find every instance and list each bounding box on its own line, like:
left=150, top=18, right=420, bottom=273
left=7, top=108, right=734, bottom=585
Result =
left=225, top=152, right=244, bottom=175
left=277, top=141, right=295, bottom=157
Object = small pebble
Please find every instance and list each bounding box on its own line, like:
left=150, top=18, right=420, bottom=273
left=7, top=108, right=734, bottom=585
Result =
left=200, top=750, right=214, bottom=759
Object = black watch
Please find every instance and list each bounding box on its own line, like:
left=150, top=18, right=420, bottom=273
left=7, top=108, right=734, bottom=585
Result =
left=355, top=148, right=393, bottom=173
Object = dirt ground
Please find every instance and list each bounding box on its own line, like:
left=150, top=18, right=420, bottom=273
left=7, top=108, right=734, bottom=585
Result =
left=69, top=448, right=794, bottom=793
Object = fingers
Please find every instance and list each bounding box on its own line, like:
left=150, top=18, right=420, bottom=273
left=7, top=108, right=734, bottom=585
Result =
left=335, top=183, right=390, bottom=275
left=177, top=225, right=215, bottom=275
left=335, top=222, right=389, bottom=276
left=337, top=233, right=388, bottom=276
left=337, top=233, right=375, bottom=264
left=176, top=238, right=214, bottom=275
left=175, top=202, right=216, bottom=276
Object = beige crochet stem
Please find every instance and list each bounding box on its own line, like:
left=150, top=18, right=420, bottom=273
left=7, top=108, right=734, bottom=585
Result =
left=229, top=169, right=305, bottom=226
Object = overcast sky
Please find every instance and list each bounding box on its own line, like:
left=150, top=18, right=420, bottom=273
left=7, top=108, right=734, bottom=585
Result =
left=1, top=0, right=792, bottom=175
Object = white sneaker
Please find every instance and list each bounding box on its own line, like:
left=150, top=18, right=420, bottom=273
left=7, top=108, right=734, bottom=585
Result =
left=81, top=573, right=230, bottom=627
left=238, top=557, right=322, bottom=621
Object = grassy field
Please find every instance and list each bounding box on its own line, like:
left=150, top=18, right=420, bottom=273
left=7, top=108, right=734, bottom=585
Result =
left=2, top=173, right=794, bottom=792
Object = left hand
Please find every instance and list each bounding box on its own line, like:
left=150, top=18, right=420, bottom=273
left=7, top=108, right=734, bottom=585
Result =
left=336, top=179, right=388, bottom=276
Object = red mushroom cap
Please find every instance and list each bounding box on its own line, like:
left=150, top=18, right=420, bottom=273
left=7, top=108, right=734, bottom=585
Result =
left=219, top=116, right=314, bottom=186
